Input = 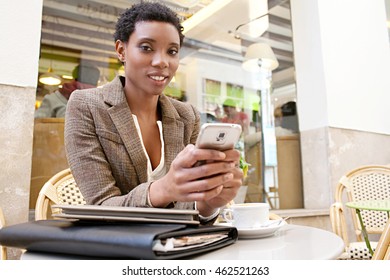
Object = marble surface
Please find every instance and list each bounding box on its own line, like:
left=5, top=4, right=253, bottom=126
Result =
left=0, top=84, right=36, bottom=260
left=300, top=127, right=390, bottom=209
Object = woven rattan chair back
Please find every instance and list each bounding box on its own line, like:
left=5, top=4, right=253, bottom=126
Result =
left=330, top=165, right=390, bottom=259
left=35, top=168, right=86, bottom=220
left=336, top=165, right=390, bottom=239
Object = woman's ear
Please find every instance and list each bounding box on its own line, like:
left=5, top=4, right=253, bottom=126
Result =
left=115, top=40, right=126, bottom=63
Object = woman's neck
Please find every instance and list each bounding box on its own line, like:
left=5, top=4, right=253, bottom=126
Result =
left=127, top=96, right=161, bottom=123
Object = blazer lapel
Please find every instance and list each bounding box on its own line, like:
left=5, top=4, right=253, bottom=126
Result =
left=103, top=77, right=148, bottom=183
left=102, top=78, right=185, bottom=182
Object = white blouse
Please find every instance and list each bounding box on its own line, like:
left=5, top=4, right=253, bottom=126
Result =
left=133, top=115, right=219, bottom=220
left=132, top=115, right=166, bottom=181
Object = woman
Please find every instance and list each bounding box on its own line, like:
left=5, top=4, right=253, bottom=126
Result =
left=65, top=2, right=243, bottom=224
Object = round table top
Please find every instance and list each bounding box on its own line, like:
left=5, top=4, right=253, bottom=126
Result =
left=191, top=224, right=344, bottom=260
left=346, top=199, right=390, bottom=211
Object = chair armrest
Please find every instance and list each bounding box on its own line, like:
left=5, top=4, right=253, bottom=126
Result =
left=330, top=202, right=349, bottom=247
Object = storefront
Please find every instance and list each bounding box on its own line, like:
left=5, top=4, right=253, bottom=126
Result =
left=31, top=0, right=302, bottom=211
left=1, top=2, right=389, bottom=260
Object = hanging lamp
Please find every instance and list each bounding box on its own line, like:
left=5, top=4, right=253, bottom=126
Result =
left=39, top=23, right=61, bottom=86
left=242, top=43, right=279, bottom=72
left=39, top=66, right=62, bottom=86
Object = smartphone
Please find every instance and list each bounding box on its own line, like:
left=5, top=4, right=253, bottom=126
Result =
left=195, top=123, right=242, bottom=151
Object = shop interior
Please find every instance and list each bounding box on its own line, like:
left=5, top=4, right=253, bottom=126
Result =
left=32, top=0, right=302, bottom=211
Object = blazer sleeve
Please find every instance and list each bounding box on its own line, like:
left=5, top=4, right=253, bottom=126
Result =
left=189, top=104, right=201, bottom=145
left=65, top=90, right=152, bottom=208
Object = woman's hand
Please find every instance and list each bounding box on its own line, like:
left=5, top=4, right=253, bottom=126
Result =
left=149, top=144, right=243, bottom=216
left=195, top=149, right=243, bottom=216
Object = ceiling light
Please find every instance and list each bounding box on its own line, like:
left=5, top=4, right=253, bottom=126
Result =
left=181, top=0, right=233, bottom=34
left=39, top=67, right=62, bottom=85
left=62, top=74, right=74, bottom=80
left=242, top=43, right=279, bottom=72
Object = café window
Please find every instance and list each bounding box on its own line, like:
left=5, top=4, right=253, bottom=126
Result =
left=31, top=0, right=302, bottom=210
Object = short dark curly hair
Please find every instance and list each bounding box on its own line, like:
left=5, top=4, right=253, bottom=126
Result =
left=114, top=2, right=185, bottom=46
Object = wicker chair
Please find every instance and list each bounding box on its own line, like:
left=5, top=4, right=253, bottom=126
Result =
left=372, top=218, right=390, bottom=260
left=329, top=165, right=390, bottom=259
left=0, top=207, right=7, bottom=260
left=35, top=168, right=86, bottom=220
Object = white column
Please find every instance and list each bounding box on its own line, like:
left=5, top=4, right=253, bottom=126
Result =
left=290, top=0, right=390, bottom=208
left=0, top=0, right=42, bottom=87
left=0, top=0, right=43, bottom=259
left=291, top=0, right=390, bottom=134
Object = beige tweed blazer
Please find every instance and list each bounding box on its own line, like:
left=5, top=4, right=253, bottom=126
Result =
left=65, top=76, right=200, bottom=210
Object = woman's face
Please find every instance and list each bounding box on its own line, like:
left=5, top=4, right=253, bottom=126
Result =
left=117, top=21, right=180, bottom=97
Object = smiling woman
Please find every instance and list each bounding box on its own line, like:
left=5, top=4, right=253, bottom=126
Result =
left=64, top=1, right=243, bottom=225
left=115, top=21, right=180, bottom=98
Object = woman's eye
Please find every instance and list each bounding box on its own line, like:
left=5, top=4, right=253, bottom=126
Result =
left=169, top=49, right=179, bottom=55
left=140, top=45, right=152, bottom=52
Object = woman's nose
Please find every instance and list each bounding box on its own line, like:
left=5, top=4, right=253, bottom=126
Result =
left=151, top=51, right=169, bottom=68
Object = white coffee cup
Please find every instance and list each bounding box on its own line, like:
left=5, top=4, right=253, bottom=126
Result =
left=223, top=203, right=269, bottom=229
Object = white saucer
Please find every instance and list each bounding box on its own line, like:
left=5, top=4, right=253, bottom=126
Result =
left=218, top=220, right=286, bottom=239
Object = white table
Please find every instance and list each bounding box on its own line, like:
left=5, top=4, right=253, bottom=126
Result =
left=21, top=224, right=344, bottom=260
left=192, top=224, right=343, bottom=260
